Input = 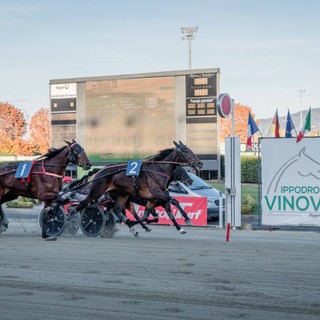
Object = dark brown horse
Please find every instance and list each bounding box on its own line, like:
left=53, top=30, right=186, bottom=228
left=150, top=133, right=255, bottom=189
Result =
left=123, top=166, right=194, bottom=235
left=76, top=141, right=202, bottom=235
left=0, top=139, right=92, bottom=237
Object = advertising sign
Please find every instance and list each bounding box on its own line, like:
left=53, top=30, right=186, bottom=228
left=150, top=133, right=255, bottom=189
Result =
left=126, top=196, right=208, bottom=226
left=50, top=83, right=77, bottom=113
left=261, top=137, right=320, bottom=227
left=50, top=83, right=77, bottom=99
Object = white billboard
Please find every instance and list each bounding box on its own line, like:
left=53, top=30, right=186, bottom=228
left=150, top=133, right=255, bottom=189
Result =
left=50, top=83, right=77, bottom=99
left=261, top=137, right=320, bottom=227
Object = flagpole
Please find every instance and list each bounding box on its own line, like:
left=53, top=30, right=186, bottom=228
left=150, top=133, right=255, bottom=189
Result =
left=267, top=109, right=275, bottom=137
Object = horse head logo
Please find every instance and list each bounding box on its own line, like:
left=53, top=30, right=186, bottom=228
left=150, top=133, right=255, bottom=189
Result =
left=267, top=147, right=320, bottom=194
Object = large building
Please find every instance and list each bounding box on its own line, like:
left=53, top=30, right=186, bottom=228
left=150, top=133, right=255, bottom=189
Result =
left=50, top=68, right=221, bottom=177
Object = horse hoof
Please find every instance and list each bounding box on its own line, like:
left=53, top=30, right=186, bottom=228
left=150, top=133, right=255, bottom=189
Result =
left=179, top=228, right=187, bottom=234
left=129, top=227, right=139, bottom=237
left=185, top=220, right=192, bottom=226
left=0, top=225, right=8, bottom=233
left=100, top=228, right=115, bottom=238
left=44, top=236, right=58, bottom=241
left=146, top=218, right=158, bottom=224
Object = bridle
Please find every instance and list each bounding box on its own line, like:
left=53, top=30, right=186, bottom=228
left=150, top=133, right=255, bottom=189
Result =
left=68, top=142, right=85, bottom=165
left=175, top=145, right=200, bottom=169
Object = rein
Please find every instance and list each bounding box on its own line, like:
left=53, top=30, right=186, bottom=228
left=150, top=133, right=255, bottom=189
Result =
left=64, top=161, right=178, bottom=195
left=144, top=160, right=188, bottom=166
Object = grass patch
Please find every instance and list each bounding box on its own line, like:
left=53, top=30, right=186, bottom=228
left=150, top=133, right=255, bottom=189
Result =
left=208, top=180, right=260, bottom=215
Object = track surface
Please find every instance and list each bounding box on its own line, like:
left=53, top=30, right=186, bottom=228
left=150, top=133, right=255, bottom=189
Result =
left=0, top=218, right=319, bottom=320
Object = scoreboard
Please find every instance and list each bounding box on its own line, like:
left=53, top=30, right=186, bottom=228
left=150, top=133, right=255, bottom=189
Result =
left=186, top=73, right=217, bottom=117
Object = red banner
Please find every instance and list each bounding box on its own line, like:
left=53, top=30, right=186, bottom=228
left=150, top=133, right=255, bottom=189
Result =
left=126, top=196, right=208, bottom=226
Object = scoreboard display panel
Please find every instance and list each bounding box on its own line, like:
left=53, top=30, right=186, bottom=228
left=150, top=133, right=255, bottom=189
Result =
left=186, top=73, right=216, bottom=117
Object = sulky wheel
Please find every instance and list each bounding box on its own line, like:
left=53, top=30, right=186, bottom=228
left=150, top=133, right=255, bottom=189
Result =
left=100, top=210, right=117, bottom=238
left=39, top=205, right=66, bottom=237
left=80, top=204, right=106, bottom=237
left=64, top=210, right=81, bottom=235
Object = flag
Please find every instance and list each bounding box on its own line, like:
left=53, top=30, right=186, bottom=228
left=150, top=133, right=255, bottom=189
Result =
left=296, top=107, right=311, bottom=142
left=285, top=109, right=295, bottom=138
left=269, top=109, right=280, bottom=137
left=247, top=112, right=259, bottom=147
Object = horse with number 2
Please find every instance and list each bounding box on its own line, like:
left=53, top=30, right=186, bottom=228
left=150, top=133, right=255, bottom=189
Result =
left=0, top=139, right=92, bottom=239
left=76, top=141, right=203, bottom=236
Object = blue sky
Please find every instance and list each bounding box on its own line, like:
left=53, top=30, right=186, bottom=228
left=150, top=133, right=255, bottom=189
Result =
left=0, top=0, right=319, bottom=121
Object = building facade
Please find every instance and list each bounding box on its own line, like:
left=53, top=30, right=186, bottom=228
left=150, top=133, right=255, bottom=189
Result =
left=50, top=68, right=221, bottom=177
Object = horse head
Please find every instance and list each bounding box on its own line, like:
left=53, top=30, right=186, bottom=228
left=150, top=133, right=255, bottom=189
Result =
left=173, top=141, right=203, bottom=170
left=172, top=167, right=193, bottom=186
left=65, top=139, right=92, bottom=170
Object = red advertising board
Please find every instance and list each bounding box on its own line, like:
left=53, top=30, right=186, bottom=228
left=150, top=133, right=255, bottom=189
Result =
left=126, top=196, right=208, bottom=226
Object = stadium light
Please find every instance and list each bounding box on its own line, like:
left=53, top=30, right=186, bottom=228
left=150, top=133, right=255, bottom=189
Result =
left=181, top=26, right=198, bottom=69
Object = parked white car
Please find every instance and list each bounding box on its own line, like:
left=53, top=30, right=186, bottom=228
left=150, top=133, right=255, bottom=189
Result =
left=168, top=172, right=225, bottom=220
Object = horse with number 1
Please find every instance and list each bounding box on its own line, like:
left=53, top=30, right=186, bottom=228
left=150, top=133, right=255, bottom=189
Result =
left=76, top=141, right=203, bottom=235
left=0, top=139, right=92, bottom=239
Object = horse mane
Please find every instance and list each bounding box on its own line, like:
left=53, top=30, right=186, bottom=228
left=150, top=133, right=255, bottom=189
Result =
left=36, top=145, right=67, bottom=160
left=148, top=148, right=175, bottom=161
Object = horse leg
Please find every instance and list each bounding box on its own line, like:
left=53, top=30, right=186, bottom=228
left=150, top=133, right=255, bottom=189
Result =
left=41, top=201, right=59, bottom=240
left=112, top=205, right=139, bottom=237
left=0, top=205, right=9, bottom=233
left=170, top=198, right=192, bottom=226
left=0, top=194, right=20, bottom=233
left=146, top=208, right=159, bottom=224
left=127, top=202, right=152, bottom=232
left=138, top=207, right=154, bottom=225
left=164, top=203, right=186, bottom=234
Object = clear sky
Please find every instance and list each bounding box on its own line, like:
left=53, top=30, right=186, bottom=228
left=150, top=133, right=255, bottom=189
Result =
left=1, top=0, right=319, bottom=121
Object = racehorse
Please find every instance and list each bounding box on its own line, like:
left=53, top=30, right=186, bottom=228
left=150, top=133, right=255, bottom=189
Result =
left=76, top=141, right=203, bottom=235
left=0, top=139, right=92, bottom=238
left=69, top=166, right=193, bottom=237
left=124, top=166, right=194, bottom=234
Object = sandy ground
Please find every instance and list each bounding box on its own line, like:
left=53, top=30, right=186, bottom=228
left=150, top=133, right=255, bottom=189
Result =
left=0, top=216, right=319, bottom=320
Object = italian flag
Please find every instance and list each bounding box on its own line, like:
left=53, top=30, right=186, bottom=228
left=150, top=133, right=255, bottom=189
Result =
left=296, top=107, right=311, bottom=142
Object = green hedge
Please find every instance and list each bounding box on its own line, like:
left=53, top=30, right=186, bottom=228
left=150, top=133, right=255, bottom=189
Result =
left=220, top=154, right=259, bottom=184
left=6, top=197, right=38, bottom=208
left=241, top=155, right=259, bottom=183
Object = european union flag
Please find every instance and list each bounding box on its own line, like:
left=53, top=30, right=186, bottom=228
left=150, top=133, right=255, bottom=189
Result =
left=285, top=109, right=295, bottom=138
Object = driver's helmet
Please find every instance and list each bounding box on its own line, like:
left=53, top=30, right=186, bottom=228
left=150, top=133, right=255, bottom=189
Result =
left=62, top=176, right=72, bottom=184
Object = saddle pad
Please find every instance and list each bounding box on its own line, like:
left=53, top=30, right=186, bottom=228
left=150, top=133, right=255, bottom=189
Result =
left=126, top=160, right=142, bottom=176
left=15, top=162, right=33, bottom=179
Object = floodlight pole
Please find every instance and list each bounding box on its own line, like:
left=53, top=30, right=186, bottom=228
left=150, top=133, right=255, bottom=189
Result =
left=181, top=26, right=198, bottom=69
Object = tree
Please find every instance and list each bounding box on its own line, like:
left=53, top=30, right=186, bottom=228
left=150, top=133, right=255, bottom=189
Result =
left=28, top=108, right=50, bottom=154
left=0, top=102, right=28, bottom=154
left=220, top=103, right=259, bottom=143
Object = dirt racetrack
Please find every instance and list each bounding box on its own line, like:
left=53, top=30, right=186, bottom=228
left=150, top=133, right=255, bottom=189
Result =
left=0, top=219, right=319, bottom=320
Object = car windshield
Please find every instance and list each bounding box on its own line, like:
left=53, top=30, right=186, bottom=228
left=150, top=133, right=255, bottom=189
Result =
left=187, top=173, right=211, bottom=190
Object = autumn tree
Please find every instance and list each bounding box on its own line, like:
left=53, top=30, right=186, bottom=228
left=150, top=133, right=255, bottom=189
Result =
left=0, top=102, right=28, bottom=154
left=28, top=108, right=50, bottom=154
left=220, top=103, right=259, bottom=143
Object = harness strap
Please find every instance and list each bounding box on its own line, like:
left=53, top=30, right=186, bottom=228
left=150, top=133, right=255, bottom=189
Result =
left=131, top=176, right=140, bottom=195
left=30, top=160, right=64, bottom=179
left=19, top=161, right=36, bottom=197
